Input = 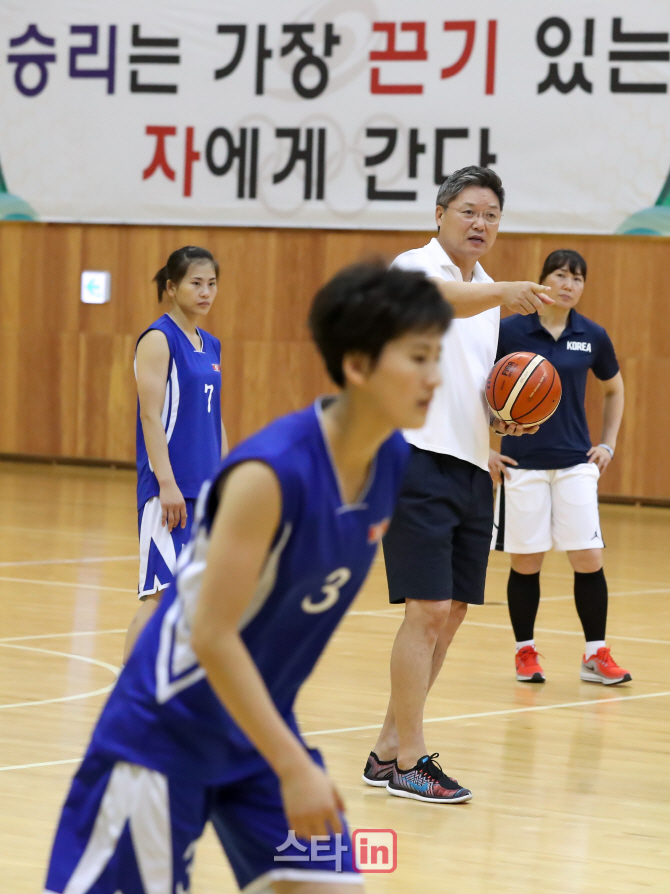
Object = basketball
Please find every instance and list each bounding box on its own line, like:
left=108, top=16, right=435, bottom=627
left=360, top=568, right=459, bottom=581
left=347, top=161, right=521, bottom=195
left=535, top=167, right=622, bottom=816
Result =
left=486, top=352, right=562, bottom=425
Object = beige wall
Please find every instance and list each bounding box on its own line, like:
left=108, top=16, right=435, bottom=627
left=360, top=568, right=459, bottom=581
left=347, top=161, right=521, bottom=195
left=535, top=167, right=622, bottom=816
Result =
left=0, top=222, right=668, bottom=499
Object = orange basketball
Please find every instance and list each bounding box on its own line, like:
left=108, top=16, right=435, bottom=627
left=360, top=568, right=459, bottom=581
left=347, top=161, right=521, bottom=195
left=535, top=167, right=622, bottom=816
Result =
left=486, top=352, right=562, bottom=425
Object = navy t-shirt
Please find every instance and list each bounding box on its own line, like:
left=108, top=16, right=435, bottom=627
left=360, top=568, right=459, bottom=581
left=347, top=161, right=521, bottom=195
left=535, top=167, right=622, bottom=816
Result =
left=497, top=310, right=619, bottom=469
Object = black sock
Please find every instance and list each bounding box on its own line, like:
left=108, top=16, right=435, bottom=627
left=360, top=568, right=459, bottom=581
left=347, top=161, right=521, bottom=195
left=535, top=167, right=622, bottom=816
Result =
left=507, top=569, right=541, bottom=642
left=574, top=568, right=608, bottom=641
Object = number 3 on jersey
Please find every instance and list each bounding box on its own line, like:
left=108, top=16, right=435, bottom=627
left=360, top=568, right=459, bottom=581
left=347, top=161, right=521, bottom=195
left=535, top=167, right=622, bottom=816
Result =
left=204, top=383, right=214, bottom=412
left=301, top=568, right=351, bottom=614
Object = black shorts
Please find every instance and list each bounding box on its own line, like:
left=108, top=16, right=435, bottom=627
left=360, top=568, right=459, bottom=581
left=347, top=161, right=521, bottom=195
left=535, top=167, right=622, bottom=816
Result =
left=383, top=447, right=494, bottom=605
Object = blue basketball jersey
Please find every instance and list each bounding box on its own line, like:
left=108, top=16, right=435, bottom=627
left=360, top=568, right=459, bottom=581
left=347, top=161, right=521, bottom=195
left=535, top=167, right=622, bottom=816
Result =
left=136, top=314, right=222, bottom=510
left=92, top=400, right=409, bottom=784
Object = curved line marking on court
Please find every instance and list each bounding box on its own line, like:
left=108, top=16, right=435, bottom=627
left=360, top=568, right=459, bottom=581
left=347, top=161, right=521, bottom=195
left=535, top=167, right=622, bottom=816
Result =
left=304, top=689, right=670, bottom=738
left=0, top=643, right=120, bottom=709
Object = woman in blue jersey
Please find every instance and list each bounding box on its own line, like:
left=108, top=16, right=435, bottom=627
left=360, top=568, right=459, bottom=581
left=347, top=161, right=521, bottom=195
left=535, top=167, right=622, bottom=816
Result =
left=123, top=245, right=226, bottom=662
left=489, top=249, right=629, bottom=685
left=44, top=263, right=453, bottom=894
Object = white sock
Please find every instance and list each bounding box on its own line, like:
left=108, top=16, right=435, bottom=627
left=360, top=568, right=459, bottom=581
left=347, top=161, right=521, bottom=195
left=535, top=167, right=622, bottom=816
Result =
left=516, top=639, right=535, bottom=651
left=585, top=640, right=606, bottom=660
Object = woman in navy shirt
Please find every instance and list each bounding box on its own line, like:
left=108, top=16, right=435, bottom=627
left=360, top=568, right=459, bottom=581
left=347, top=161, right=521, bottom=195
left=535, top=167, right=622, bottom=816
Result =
left=489, top=250, right=629, bottom=685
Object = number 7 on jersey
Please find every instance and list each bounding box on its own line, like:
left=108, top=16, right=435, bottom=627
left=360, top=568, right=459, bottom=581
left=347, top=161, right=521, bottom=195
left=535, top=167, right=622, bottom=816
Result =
left=204, top=383, right=214, bottom=412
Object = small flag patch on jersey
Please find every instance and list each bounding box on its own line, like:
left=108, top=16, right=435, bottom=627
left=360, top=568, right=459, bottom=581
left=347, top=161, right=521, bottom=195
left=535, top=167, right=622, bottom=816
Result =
left=212, top=364, right=221, bottom=371
left=368, top=518, right=390, bottom=544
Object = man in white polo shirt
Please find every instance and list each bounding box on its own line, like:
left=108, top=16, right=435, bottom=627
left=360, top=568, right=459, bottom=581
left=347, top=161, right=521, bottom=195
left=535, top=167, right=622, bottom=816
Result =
left=362, top=166, right=553, bottom=803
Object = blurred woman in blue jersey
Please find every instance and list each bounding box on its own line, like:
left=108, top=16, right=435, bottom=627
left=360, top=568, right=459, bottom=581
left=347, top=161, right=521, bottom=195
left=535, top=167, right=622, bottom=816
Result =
left=123, top=246, right=226, bottom=662
left=489, top=249, right=629, bottom=686
left=44, top=263, right=452, bottom=894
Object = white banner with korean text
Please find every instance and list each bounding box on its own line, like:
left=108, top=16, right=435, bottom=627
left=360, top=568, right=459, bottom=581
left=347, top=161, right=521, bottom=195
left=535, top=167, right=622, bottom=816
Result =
left=1, top=0, right=670, bottom=234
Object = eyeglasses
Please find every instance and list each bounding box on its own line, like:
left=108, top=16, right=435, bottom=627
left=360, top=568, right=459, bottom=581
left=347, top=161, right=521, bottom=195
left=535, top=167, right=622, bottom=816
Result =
left=446, top=207, right=501, bottom=226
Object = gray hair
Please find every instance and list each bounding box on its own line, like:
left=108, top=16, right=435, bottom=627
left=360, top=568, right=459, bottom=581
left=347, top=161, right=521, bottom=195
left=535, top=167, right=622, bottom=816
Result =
left=436, top=165, right=505, bottom=211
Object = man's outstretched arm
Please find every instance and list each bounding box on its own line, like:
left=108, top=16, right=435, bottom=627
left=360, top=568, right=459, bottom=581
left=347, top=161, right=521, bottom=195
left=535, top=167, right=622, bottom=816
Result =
left=431, top=279, right=553, bottom=318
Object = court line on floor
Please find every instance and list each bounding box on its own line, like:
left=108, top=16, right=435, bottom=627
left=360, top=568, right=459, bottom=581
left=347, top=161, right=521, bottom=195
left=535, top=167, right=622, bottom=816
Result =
left=487, top=567, right=670, bottom=588
left=0, top=756, right=83, bottom=773
left=0, top=644, right=119, bottom=709
left=304, top=690, right=670, bottom=738
left=0, top=629, right=126, bottom=644
left=540, top=587, right=670, bottom=602
left=6, top=690, right=669, bottom=775
left=0, top=757, right=82, bottom=773
left=0, top=524, right=137, bottom=540
left=0, top=555, right=137, bottom=568
left=348, top=607, right=670, bottom=645
left=349, top=585, right=670, bottom=615
left=0, top=576, right=136, bottom=594
left=463, top=620, right=670, bottom=646
left=1, top=576, right=664, bottom=601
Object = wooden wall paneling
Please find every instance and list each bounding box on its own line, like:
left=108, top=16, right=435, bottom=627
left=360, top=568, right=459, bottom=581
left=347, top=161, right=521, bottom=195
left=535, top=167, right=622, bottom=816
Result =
left=116, top=227, right=165, bottom=335
left=647, top=242, right=670, bottom=359
left=1, top=221, right=669, bottom=500
left=239, top=341, right=330, bottom=442
left=271, top=230, right=327, bottom=341
left=16, top=329, right=69, bottom=456
left=56, top=332, right=83, bottom=458
left=106, top=334, right=138, bottom=461
left=219, top=338, right=244, bottom=448
left=209, top=229, right=278, bottom=343
left=239, top=341, right=275, bottom=441
left=0, top=331, right=20, bottom=452
left=18, top=223, right=52, bottom=331
left=481, top=232, right=544, bottom=284
left=615, top=357, right=637, bottom=499
left=73, top=333, right=136, bottom=460
left=323, top=230, right=431, bottom=278
left=0, top=224, right=23, bottom=331
left=13, top=224, right=84, bottom=335
left=625, top=360, right=670, bottom=500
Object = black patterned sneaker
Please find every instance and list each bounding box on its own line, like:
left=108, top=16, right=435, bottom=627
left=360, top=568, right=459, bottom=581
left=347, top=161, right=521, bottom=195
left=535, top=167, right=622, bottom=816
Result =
left=362, top=752, right=396, bottom=787
left=387, top=753, right=472, bottom=803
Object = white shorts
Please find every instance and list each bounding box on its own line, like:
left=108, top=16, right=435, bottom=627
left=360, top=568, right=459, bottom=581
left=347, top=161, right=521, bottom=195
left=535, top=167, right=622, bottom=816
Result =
left=491, top=463, right=604, bottom=553
left=137, top=496, right=194, bottom=600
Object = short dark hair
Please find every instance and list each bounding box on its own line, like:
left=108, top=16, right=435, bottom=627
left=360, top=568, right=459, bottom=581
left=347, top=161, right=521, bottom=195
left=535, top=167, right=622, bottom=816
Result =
left=539, top=249, right=587, bottom=283
left=153, top=266, right=168, bottom=303
left=165, top=246, right=219, bottom=289
left=309, top=262, right=453, bottom=388
left=436, top=165, right=505, bottom=211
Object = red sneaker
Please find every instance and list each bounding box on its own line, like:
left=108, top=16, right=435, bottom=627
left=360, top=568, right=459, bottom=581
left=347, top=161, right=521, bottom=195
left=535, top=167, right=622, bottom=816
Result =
left=580, top=647, right=632, bottom=685
left=515, top=645, right=545, bottom=682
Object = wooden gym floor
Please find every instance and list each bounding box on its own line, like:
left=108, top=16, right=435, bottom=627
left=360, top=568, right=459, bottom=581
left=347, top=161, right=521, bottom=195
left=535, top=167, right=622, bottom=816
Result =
left=1, top=460, right=669, bottom=893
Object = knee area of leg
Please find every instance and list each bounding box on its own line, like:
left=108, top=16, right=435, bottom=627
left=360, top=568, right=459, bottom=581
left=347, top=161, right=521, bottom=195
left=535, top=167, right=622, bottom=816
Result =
left=452, top=600, right=468, bottom=619
left=407, top=600, right=451, bottom=635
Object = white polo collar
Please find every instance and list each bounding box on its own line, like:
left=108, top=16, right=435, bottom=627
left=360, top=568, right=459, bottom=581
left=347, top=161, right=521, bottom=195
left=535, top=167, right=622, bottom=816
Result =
left=426, top=237, right=489, bottom=283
